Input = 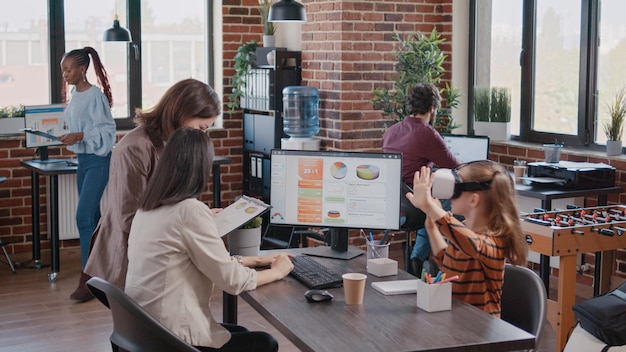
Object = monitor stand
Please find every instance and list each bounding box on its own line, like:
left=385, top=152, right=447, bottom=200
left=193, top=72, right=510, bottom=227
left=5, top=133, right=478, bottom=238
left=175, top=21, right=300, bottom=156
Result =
left=302, top=228, right=364, bottom=260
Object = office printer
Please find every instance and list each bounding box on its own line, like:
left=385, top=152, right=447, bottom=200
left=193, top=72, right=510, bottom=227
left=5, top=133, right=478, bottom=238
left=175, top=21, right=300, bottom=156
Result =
left=527, top=161, right=616, bottom=189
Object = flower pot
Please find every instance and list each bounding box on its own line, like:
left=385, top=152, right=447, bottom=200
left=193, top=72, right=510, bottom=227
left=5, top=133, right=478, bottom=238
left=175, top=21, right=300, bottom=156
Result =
left=227, top=227, right=262, bottom=256
left=606, top=140, right=622, bottom=156
left=262, top=35, right=275, bottom=48
left=474, top=121, right=511, bottom=141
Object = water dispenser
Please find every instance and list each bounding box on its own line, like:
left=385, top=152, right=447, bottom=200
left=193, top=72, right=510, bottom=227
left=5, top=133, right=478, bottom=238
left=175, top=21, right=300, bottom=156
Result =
left=281, top=86, right=321, bottom=150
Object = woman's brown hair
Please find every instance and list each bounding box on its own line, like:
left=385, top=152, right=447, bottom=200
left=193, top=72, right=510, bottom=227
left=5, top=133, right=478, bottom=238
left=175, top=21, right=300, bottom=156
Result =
left=135, top=78, right=221, bottom=143
left=137, top=127, right=215, bottom=211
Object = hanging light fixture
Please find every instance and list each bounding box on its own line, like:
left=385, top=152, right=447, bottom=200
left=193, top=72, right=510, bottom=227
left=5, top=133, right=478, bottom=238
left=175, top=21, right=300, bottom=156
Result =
left=103, top=1, right=131, bottom=42
left=268, top=0, right=307, bottom=22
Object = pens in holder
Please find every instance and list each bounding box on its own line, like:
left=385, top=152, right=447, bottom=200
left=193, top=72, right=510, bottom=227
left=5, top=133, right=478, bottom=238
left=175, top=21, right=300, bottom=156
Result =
left=379, top=229, right=390, bottom=245
left=369, top=231, right=374, bottom=243
left=437, top=275, right=459, bottom=284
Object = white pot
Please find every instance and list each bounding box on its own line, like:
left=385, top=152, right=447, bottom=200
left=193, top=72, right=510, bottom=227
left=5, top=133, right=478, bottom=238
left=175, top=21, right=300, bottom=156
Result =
left=228, top=227, right=262, bottom=256
left=262, top=35, right=275, bottom=48
left=606, top=140, right=622, bottom=156
left=0, top=117, right=25, bottom=135
left=474, top=121, right=511, bottom=141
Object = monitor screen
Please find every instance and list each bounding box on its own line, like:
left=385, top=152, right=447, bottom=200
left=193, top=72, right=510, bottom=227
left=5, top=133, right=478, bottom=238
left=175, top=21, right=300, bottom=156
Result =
left=23, top=104, right=66, bottom=149
left=270, top=149, right=403, bottom=231
left=441, top=133, right=490, bottom=163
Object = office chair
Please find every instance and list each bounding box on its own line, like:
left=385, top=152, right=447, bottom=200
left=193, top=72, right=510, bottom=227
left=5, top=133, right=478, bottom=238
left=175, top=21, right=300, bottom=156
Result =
left=399, top=182, right=426, bottom=275
left=501, top=264, right=547, bottom=352
left=86, top=277, right=200, bottom=352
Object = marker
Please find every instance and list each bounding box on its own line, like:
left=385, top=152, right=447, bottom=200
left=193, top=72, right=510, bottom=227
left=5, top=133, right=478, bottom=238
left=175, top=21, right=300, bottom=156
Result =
left=438, top=275, right=459, bottom=284
left=433, top=271, right=443, bottom=283
left=379, top=229, right=390, bottom=245
left=369, top=231, right=374, bottom=243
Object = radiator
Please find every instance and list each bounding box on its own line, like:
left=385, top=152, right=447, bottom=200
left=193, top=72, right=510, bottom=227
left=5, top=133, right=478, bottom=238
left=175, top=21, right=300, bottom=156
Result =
left=48, top=174, right=108, bottom=240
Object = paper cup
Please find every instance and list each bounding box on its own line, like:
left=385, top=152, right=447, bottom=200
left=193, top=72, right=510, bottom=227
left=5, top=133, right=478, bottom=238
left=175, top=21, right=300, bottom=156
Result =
left=342, top=273, right=367, bottom=305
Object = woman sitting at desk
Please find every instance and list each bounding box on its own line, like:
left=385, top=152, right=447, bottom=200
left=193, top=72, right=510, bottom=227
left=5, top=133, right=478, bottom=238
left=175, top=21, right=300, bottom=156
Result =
left=125, top=127, right=294, bottom=352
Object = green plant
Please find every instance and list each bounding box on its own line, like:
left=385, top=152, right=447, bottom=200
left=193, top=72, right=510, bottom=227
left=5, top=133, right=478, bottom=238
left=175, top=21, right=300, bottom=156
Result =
left=603, top=86, right=626, bottom=141
left=241, top=216, right=263, bottom=229
left=473, top=87, right=490, bottom=122
left=371, top=28, right=460, bottom=132
left=0, top=105, right=25, bottom=118
left=227, top=40, right=258, bottom=113
left=258, top=0, right=276, bottom=36
left=489, top=87, right=511, bottom=123
left=435, top=83, right=462, bottom=133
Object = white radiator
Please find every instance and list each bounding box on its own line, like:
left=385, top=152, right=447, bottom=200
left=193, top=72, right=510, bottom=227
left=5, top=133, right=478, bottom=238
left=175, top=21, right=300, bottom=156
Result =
left=48, top=174, right=108, bottom=240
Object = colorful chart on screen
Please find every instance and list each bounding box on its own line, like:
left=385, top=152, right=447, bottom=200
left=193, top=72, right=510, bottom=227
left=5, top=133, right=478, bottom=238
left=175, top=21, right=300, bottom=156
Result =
left=356, top=164, right=380, bottom=180
left=329, top=161, right=348, bottom=179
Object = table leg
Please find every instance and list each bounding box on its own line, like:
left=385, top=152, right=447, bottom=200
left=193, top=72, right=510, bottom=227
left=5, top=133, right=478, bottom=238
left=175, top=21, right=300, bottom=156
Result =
left=48, top=175, right=59, bottom=282
left=30, top=171, right=42, bottom=269
left=539, top=199, right=551, bottom=295
left=555, top=255, right=577, bottom=351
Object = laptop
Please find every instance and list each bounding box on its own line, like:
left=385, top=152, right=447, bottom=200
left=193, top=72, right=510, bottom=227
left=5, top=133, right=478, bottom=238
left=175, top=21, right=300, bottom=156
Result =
left=441, top=134, right=490, bottom=163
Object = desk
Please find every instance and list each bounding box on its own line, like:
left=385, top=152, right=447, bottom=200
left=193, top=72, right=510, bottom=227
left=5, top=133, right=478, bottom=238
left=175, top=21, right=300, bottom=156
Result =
left=21, top=159, right=77, bottom=281
left=241, top=248, right=535, bottom=352
left=22, top=156, right=232, bottom=282
left=515, top=183, right=622, bottom=295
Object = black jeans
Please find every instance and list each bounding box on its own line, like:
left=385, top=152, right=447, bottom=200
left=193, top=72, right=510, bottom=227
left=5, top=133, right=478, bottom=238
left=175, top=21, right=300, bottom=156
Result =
left=194, top=323, right=278, bottom=352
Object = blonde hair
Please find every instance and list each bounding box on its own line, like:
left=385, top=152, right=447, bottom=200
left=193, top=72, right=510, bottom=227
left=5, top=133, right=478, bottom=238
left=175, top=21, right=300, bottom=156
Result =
left=459, top=161, right=528, bottom=265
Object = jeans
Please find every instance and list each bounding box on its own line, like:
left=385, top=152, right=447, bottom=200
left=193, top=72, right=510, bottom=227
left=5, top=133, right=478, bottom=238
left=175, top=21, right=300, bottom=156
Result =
left=75, top=153, right=111, bottom=269
left=410, top=198, right=454, bottom=262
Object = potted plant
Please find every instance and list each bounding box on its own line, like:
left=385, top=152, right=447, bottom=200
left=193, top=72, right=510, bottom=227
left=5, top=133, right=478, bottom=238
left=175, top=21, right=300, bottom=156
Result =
left=227, top=216, right=263, bottom=256
left=603, top=86, right=626, bottom=156
left=0, top=104, right=26, bottom=135
left=258, top=0, right=276, bottom=47
left=371, top=28, right=461, bottom=133
left=227, top=40, right=258, bottom=113
left=473, top=86, right=511, bottom=140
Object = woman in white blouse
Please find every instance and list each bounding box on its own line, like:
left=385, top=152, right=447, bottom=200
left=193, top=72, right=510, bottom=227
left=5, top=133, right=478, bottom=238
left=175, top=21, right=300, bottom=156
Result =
left=125, top=127, right=293, bottom=352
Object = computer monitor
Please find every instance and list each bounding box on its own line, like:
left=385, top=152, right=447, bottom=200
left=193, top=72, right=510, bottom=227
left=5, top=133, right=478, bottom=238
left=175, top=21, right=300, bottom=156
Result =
left=23, top=104, right=66, bottom=160
left=441, top=133, right=490, bottom=163
left=269, top=149, right=403, bottom=259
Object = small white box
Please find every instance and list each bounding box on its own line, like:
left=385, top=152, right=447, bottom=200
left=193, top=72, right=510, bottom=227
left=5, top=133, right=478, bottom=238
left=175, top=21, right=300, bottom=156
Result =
left=366, top=258, right=398, bottom=277
left=416, top=279, right=452, bottom=312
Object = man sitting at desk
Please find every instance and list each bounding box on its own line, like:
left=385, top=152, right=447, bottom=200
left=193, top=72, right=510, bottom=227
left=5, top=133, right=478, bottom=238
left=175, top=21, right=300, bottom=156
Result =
left=382, top=83, right=459, bottom=274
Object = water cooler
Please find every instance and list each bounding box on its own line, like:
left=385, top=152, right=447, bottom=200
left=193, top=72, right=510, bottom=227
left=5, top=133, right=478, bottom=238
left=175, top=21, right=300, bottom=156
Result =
left=281, top=86, right=321, bottom=150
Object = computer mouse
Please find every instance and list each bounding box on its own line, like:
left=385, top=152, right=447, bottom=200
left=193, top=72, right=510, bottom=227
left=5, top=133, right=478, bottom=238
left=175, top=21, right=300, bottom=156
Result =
left=304, top=289, right=333, bottom=303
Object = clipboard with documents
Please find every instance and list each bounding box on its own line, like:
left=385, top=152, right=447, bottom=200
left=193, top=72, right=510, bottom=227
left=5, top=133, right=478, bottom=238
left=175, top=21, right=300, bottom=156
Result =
left=21, top=128, right=61, bottom=142
left=214, top=195, right=271, bottom=237
left=371, top=279, right=418, bottom=295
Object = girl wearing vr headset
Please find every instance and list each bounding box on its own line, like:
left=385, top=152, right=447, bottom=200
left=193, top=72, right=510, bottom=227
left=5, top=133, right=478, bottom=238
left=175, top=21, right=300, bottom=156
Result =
left=406, top=161, right=528, bottom=317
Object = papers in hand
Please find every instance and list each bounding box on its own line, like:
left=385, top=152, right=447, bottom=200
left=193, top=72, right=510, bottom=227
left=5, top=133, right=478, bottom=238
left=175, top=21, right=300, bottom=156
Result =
left=21, top=128, right=61, bottom=141
left=214, top=195, right=271, bottom=237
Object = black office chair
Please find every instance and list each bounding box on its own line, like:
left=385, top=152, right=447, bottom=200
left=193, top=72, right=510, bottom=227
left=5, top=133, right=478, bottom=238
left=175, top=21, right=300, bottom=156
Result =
left=501, top=264, right=547, bottom=351
left=86, top=277, right=200, bottom=352
left=400, top=182, right=426, bottom=275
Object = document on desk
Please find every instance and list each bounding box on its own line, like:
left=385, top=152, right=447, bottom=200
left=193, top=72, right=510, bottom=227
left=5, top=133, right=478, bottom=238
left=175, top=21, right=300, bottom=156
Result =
left=372, top=279, right=418, bottom=295
left=214, top=195, right=271, bottom=237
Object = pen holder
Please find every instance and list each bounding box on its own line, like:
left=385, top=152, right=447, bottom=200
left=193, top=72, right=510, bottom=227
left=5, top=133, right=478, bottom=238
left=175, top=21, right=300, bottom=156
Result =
left=416, top=280, right=452, bottom=312
left=367, top=257, right=397, bottom=277
left=366, top=242, right=389, bottom=266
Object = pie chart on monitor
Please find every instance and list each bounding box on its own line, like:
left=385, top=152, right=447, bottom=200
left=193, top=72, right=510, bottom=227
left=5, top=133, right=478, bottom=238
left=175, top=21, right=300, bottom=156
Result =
left=356, top=164, right=380, bottom=180
left=330, top=161, right=348, bottom=179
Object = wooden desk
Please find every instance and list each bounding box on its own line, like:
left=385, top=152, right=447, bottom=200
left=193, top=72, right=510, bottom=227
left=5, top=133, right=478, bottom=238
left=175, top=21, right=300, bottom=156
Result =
left=241, top=248, right=535, bottom=352
left=21, top=159, right=77, bottom=281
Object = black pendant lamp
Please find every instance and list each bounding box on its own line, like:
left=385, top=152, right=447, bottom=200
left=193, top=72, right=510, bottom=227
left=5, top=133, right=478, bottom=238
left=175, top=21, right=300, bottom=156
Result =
left=268, top=0, right=307, bottom=22
left=103, top=14, right=132, bottom=42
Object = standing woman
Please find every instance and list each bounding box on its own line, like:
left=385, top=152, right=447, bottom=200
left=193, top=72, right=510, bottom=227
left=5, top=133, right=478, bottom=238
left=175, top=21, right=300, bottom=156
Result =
left=59, top=47, right=116, bottom=302
left=70, top=78, right=222, bottom=303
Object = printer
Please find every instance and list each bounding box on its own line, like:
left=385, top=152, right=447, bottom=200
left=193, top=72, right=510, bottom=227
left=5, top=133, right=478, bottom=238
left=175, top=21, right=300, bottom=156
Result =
left=527, top=161, right=616, bottom=189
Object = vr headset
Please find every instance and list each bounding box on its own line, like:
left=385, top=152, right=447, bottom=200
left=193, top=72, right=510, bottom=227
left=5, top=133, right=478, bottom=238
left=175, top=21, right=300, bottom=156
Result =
left=431, top=168, right=494, bottom=199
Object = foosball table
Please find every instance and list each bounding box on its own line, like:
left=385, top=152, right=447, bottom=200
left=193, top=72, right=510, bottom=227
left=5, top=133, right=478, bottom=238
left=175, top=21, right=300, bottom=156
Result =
left=521, top=205, right=626, bottom=351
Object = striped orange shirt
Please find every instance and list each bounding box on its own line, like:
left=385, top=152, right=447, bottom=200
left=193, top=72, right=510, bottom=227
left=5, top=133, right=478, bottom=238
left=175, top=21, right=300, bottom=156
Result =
left=433, top=213, right=506, bottom=317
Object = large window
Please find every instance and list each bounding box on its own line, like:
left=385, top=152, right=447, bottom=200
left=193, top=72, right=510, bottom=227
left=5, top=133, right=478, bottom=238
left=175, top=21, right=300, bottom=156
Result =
left=473, top=0, right=626, bottom=149
left=0, top=0, right=220, bottom=130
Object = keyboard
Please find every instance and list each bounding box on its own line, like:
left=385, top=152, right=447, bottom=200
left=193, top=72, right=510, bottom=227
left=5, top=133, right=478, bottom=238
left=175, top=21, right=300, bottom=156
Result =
left=289, top=255, right=344, bottom=289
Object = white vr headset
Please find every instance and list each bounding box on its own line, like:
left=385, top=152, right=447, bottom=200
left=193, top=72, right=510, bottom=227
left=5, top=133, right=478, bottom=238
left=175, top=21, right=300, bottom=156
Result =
left=430, top=168, right=494, bottom=199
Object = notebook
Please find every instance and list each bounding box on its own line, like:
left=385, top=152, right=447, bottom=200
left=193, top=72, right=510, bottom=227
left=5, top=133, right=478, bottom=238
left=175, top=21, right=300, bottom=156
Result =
left=371, top=279, right=418, bottom=295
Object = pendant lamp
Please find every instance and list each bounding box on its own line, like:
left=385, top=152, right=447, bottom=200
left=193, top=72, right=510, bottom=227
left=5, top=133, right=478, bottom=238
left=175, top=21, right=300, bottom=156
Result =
left=268, top=0, right=307, bottom=22
left=103, top=14, right=132, bottom=42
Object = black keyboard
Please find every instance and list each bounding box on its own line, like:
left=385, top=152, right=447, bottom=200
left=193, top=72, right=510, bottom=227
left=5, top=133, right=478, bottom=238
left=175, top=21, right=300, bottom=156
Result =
left=289, top=255, right=343, bottom=289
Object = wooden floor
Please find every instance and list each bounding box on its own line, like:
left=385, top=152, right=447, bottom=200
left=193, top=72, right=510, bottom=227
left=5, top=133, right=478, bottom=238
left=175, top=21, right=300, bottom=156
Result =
left=0, top=248, right=562, bottom=352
